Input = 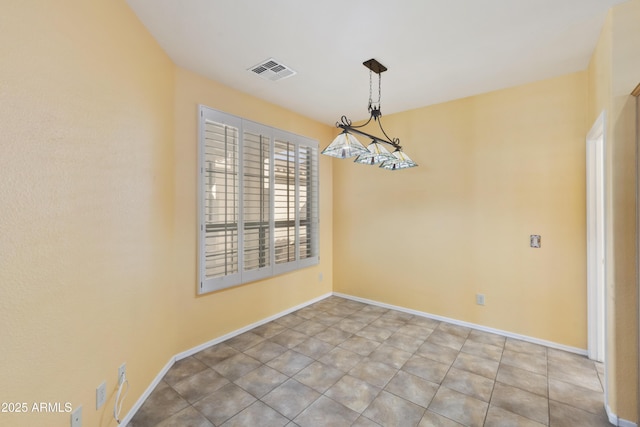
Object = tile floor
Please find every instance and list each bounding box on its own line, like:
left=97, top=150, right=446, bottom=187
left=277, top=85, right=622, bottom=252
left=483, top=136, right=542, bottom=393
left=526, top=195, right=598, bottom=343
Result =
left=128, top=296, right=610, bottom=427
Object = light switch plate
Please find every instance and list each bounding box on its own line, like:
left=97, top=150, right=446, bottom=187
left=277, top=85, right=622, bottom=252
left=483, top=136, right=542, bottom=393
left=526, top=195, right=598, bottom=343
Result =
left=530, top=235, right=541, bottom=248
left=71, top=405, right=82, bottom=427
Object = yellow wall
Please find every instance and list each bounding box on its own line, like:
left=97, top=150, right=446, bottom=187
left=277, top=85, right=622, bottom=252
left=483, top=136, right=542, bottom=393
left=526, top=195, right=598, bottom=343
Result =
left=333, top=71, right=589, bottom=349
left=172, top=67, right=334, bottom=353
left=588, top=0, right=640, bottom=421
left=2, top=0, right=637, bottom=425
left=0, top=1, right=332, bottom=426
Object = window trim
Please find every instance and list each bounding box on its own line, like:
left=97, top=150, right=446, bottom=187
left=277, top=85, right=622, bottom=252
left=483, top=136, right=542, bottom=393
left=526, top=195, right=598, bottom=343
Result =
left=198, top=105, right=319, bottom=294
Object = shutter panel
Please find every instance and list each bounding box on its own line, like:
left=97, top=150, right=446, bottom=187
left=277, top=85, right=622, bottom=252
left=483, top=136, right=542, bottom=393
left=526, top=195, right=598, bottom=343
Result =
left=199, top=110, right=242, bottom=292
left=274, top=138, right=296, bottom=266
left=298, top=143, right=319, bottom=264
left=242, top=124, right=272, bottom=281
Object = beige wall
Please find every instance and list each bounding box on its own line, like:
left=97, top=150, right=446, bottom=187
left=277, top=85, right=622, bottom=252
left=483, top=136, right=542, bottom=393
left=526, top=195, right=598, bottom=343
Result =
left=2, top=0, right=638, bottom=425
left=333, top=72, right=589, bottom=349
left=0, top=1, right=332, bottom=426
left=172, top=67, right=334, bottom=353
left=588, top=0, right=640, bottom=421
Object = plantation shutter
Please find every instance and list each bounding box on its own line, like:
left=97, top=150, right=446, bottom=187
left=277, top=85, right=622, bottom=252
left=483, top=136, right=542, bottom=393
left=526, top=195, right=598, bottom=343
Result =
left=198, top=106, right=319, bottom=294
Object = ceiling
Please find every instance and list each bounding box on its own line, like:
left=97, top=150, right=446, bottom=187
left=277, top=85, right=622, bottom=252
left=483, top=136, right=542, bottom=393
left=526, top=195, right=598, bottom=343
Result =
left=126, top=0, right=625, bottom=125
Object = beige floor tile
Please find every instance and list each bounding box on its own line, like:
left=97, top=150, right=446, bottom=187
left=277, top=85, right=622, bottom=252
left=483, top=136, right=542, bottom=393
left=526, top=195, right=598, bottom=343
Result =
left=417, top=341, right=460, bottom=365
left=363, top=390, right=426, bottom=426
left=437, top=322, right=472, bottom=338
left=292, top=336, right=334, bottom=359
left=163, top=356, right=209, bottom=386
left=154, top=406, right=214, bottom=427
left=386, top=331, right=426, bottom=353
left=427, top=330, right=467, bottom=351
left=338, top=335, right=381, bottom=356
left=385, top=370, right=439, bottom=408
left=172, top=368, right=230, bottom=404
left=453, top=352, right=500, bottom=380
left=313, top=326, right=352, bottom=346
left=419, top=410, right=465, bottom=426
left=408, top=316, right=441, bottom=329
left=355, top=324, right=394, bottom=342
left=266, top=349, right=314, bottom=376
left=460, top=340, right=504, bottom=363
left=397, top=323, right=434, bottom=340
left=318, top=346, right=363, bottom=372
left=221, top=401, right=289, bottom=427
left=484, top=405, right=546, bottom=427
left=225, top=331, right=265, bottom=351
left=467, top=330, right=506, bottom=348
left=403, top=354, right=450, bottom=384
left=294, top=361, right=344, bottom=393
left=505, top=338, right=547, bottom=357
left=496, top=364, right=548, bottom=397
left=352, top=416, right=383, bottom=427
left=250, top=321, right=287, bottom=339
left=293, top=396, right=359, bottom=427
left=335, top=317, right=367, bottom=334
left=193, top=383, right=256, bottom=426
left=325, top=375, right=381, bottom=413
left=193, top=343, right=240, bottom=367
left=261, top=378, right=321, bottom=419
left=442, top=367, right=495, bottom=402
left=490, top=382, right=549, bottom=425
left=212, top=353, right=262, bottom=381
left=549, top=400, right=611, bottom=427
left=371, top=316, right=406, bottom=332
left=368, top=343, right=413, bottom=369
left=548, top=359, right=602, bottom=392
left=291, top=319, right=328, bottom=336
left=429, top=387, right=489, bottom=427
left=274, top=313, right=305, bottom=328
left=349, top=357, right=398, bottom=388
left=243, top=340, right=288, bottom=363
left=129, top=381, right=190, bottom=426
left=548, top=378, right=604, bottom=415
left=269, top=329, right=308, bottom=349
left=234, top=365, right=288, bottom=398
left=500, top=349, right=547, bottom=375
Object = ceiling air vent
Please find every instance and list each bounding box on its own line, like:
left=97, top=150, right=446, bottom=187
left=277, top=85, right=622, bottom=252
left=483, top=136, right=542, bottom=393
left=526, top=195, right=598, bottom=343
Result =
left=248, top=58, right=296, bottom=81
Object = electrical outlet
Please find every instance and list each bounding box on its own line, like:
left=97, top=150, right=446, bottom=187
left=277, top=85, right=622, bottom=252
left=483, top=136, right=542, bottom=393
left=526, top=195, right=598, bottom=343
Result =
left=70, top=405, right=82, bottom=427
left=118, top=363, right=126, bottom=385
left=318, top=272, right=323, bottom=282
left=476, top=294, right=485, bottom=306
left=96, top=381, right=106, bottom=409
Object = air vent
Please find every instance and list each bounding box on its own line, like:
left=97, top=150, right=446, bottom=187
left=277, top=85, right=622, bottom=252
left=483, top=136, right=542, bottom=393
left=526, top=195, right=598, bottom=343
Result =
left=248, top=58, right=296, bottom=81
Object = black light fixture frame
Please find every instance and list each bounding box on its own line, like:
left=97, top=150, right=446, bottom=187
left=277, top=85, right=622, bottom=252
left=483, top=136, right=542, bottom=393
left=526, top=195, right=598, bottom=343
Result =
left=335, top=59, right=402, bottom=151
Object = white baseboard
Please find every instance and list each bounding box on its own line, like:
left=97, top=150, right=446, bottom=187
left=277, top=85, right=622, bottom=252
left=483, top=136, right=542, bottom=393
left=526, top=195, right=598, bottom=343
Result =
left=120, top=292, right=332, bottom=426
left=333, top=292, right=588, bottom=356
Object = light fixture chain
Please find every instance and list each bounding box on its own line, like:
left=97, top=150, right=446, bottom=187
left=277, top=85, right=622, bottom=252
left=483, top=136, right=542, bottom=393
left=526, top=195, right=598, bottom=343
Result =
left=368, top=70, right=373, bottom=111
left=378, top=72, right=382, bottom=107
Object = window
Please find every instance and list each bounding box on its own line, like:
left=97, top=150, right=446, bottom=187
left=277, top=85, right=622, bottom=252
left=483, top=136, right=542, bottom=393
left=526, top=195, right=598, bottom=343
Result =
left=198, top=106, right=319, bottom=294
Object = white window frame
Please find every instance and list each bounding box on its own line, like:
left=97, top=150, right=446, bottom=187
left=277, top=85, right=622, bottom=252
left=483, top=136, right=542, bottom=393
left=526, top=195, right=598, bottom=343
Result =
left=198, top=105, right=319, bottom=294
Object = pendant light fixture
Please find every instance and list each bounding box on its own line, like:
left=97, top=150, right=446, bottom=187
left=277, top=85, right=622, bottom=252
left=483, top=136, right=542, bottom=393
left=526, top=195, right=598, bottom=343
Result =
left=322, top=59, right=417, bottom=170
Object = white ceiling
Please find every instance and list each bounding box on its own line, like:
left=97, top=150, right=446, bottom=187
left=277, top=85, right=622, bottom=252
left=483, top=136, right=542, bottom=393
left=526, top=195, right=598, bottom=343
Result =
left=126, top=0, right=625, bottom=125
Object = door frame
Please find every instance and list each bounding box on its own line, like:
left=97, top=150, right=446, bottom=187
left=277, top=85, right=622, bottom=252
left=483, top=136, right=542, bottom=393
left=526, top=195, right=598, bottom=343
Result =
left=586, top=111, right=606, bottom=363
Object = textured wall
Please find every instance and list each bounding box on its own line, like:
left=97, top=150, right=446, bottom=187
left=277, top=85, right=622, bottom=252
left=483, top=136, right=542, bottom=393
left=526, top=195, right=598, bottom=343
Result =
left=333, top=71, right=589, bottom=349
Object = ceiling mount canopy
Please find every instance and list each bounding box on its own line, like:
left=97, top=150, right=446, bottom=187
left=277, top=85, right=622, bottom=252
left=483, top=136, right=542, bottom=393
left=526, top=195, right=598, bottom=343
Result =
left=321, top=59, right=417, bottom=170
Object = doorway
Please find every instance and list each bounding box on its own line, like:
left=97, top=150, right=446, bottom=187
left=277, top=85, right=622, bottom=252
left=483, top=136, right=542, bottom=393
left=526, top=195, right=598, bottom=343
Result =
left=586, top=111, right=606, bottom=363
